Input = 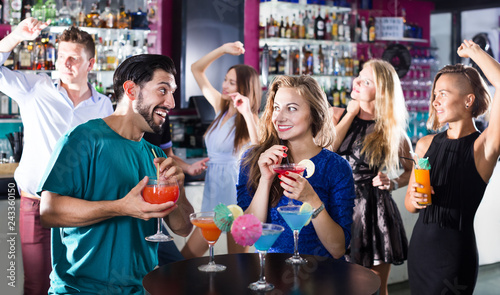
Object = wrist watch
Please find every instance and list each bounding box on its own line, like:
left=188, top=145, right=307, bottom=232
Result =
left=312, top=203, right=325, bottom=219
left=391, top=179, right=399, bottom=190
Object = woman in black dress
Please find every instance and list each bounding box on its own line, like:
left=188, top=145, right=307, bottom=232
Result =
left=331, top=59, right=413, bottom=295
left=406, top=40, right=500, bottom=294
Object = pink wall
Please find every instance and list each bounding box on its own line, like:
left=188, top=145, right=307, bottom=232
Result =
left=244, top=0, right=260, bottom=71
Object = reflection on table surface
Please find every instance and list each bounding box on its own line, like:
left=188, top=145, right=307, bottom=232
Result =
left=143, top=253, right=380, bottom=295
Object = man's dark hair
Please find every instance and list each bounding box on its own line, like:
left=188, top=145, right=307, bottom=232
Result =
left=58, top=26, right=96, bottom=59
left=113, top=54, right=177, bottom=102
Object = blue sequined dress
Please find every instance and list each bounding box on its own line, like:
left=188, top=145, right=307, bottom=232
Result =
left=237, top=149, right=356, bottom=258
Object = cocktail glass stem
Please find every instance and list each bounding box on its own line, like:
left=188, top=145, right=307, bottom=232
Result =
left=257, top=251, right=267, bottom=284
left=155, top=218, right=162, bottom=235
left=292, top=229, right=300, bottom=259
left=208, top=242, right=216, bottom=267
left=285, top=229, right=307, bottom=264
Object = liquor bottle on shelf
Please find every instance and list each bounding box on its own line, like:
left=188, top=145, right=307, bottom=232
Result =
left=324, top=12, right=331, bottom=41
left=285, top=16, right=292, bottom=38
left=117, top=0, right=132, bottom=29
left=0, top=0, right=4, bottom=24
left=17, top=41, right=32, bottom=70
left=279, top=16, right=285, bottom=38
left=102, top=0, right=117, bottom=29
left=337, top=13, right=344, bottom=41
left=45, top=34, right=56, bottom=70
left=44, top=0, right=57, bottom=24
left=291, top=14, right=298, bottom=39
left=303, top=10, right=310, bottom=39
left=332, top=79, right=340, bottom=107
left=33, top=37, right=45, bottom=70
left=10, top=0, right=22, bottom=24
left=339, top=81, right=347, bottom=106
left=314, top=8, right=324, bottom=40
left=342, top=12, right=350, bottom=42
left=354, top=13, right=361, bottom=43
left=275, top=49, right=285, bottom=74
left=31, top=0, right=44, bottom=21
left=317, top=45, right=325, bottom=74
left=86, top=2, right=101, bottom=28
left=267, top=15, right=275, bottom=38
left=58, top=0, right=72, bottom=26
left=361, top=17, right=368, bottom=42
left=331, top=12, right=338, bottom=41
left=306, top=10, right=316, bottom=39
left=368, top=16, right=375, bottom=42
left=298, top=12, right=305, bottom=39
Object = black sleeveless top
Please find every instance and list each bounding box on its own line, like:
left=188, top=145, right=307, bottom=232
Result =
left=422, top=131, right=487, bottom=230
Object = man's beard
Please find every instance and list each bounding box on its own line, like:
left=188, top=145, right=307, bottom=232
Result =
left=136, top=91, right=164, bottom=134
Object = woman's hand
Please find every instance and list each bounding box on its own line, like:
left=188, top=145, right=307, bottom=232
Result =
left=258, top=145, right=287, bottom=181
left=372, top=171, right=391, bottom=190
left=346, top=99, right=360, bottom=116
left=229, top=92, right=252, bottom=116
left=222, top=41, right=245, bottom=56
left=457, top=39, right=481, bottom=59
left=407, top=182, right=434, bottom=210
left=278, top=171, right=318, bottom=204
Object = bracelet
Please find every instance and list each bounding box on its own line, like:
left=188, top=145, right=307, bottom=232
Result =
left=312, top=203, right=325, bottom=219
left=391, top=179, right=399, bottom=191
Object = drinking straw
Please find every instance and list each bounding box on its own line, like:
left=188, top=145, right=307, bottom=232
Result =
left=151, top=148, right=160, bottom=180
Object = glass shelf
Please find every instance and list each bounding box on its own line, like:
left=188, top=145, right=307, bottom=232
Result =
left=375, top=37, right=428, bottom=43
left=42, top=26, right=150, bottom=35
left=260, top=1, right=351, bottom=13
left=260, top=38, right=353, bottom=48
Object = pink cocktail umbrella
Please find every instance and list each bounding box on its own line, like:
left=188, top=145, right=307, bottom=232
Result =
left=231, top=214, right=262, bottom=246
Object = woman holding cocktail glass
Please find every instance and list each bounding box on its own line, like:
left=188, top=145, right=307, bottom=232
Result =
left=237, top=75, right=355, bottom=259
left=330, top=59, right=413, bottom=295
left=405, top=40, right=500, bottom=294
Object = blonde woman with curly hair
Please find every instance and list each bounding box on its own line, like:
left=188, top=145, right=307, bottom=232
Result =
left=237, top=75, right=356, bottom=259
left=331, top=59, right=413, bottom=294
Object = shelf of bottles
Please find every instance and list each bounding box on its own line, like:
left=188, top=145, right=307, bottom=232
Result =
left=259, top=0, right=362, bottom=107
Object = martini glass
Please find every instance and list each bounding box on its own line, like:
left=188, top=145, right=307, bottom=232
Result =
left=190, top=212, right=226, bottom=272
left=143, top=178, right=179, bottom=242
left=272, top=163, right=306, bottom=205
left=277, top=205, right=313, bottom=264
left=248, top=223, right=284, bottom=291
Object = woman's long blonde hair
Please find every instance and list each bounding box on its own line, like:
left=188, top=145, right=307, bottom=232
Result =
left=242, top=75, right=335, bottom=207
left=361, top=59, right=408, bottom=175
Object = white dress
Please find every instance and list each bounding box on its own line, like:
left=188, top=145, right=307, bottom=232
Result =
left=201, top=112, right=239, bottom=212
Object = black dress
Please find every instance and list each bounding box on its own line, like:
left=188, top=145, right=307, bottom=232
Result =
left=408, top=131, right=487, bottom=295
left=337, top=112, right=408, bottom=267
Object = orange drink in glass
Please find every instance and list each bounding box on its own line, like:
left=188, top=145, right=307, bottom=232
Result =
left=414, top=168, right=432, bottom=205
left=190, top=212, right=226, bottom=272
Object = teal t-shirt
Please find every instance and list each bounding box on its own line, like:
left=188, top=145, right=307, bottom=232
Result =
left=38, top=119, right=166, bottom=294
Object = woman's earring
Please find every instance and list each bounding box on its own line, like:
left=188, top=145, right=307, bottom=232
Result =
left=466, top=104, right=469, bottom=109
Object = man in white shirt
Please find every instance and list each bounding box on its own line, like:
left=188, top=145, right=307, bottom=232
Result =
left=0, top=18, right=113, bottom=295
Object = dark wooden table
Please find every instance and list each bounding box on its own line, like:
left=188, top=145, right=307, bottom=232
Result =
left=143, top=253, right=380, bottom=295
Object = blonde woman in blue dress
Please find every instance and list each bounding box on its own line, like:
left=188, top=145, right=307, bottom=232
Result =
left=181, top=41, right=261, bottom=257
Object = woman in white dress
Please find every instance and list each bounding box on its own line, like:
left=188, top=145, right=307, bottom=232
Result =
left=181, top=41, right=261, bottom=257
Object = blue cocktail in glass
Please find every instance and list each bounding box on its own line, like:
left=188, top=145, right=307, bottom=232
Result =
left=248, top=223, right=284, bottom=291
left=277, top=205, right=313, bottom=264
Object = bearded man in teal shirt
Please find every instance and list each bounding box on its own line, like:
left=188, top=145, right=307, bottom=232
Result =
left=38, top=54, right=194, bottom=294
